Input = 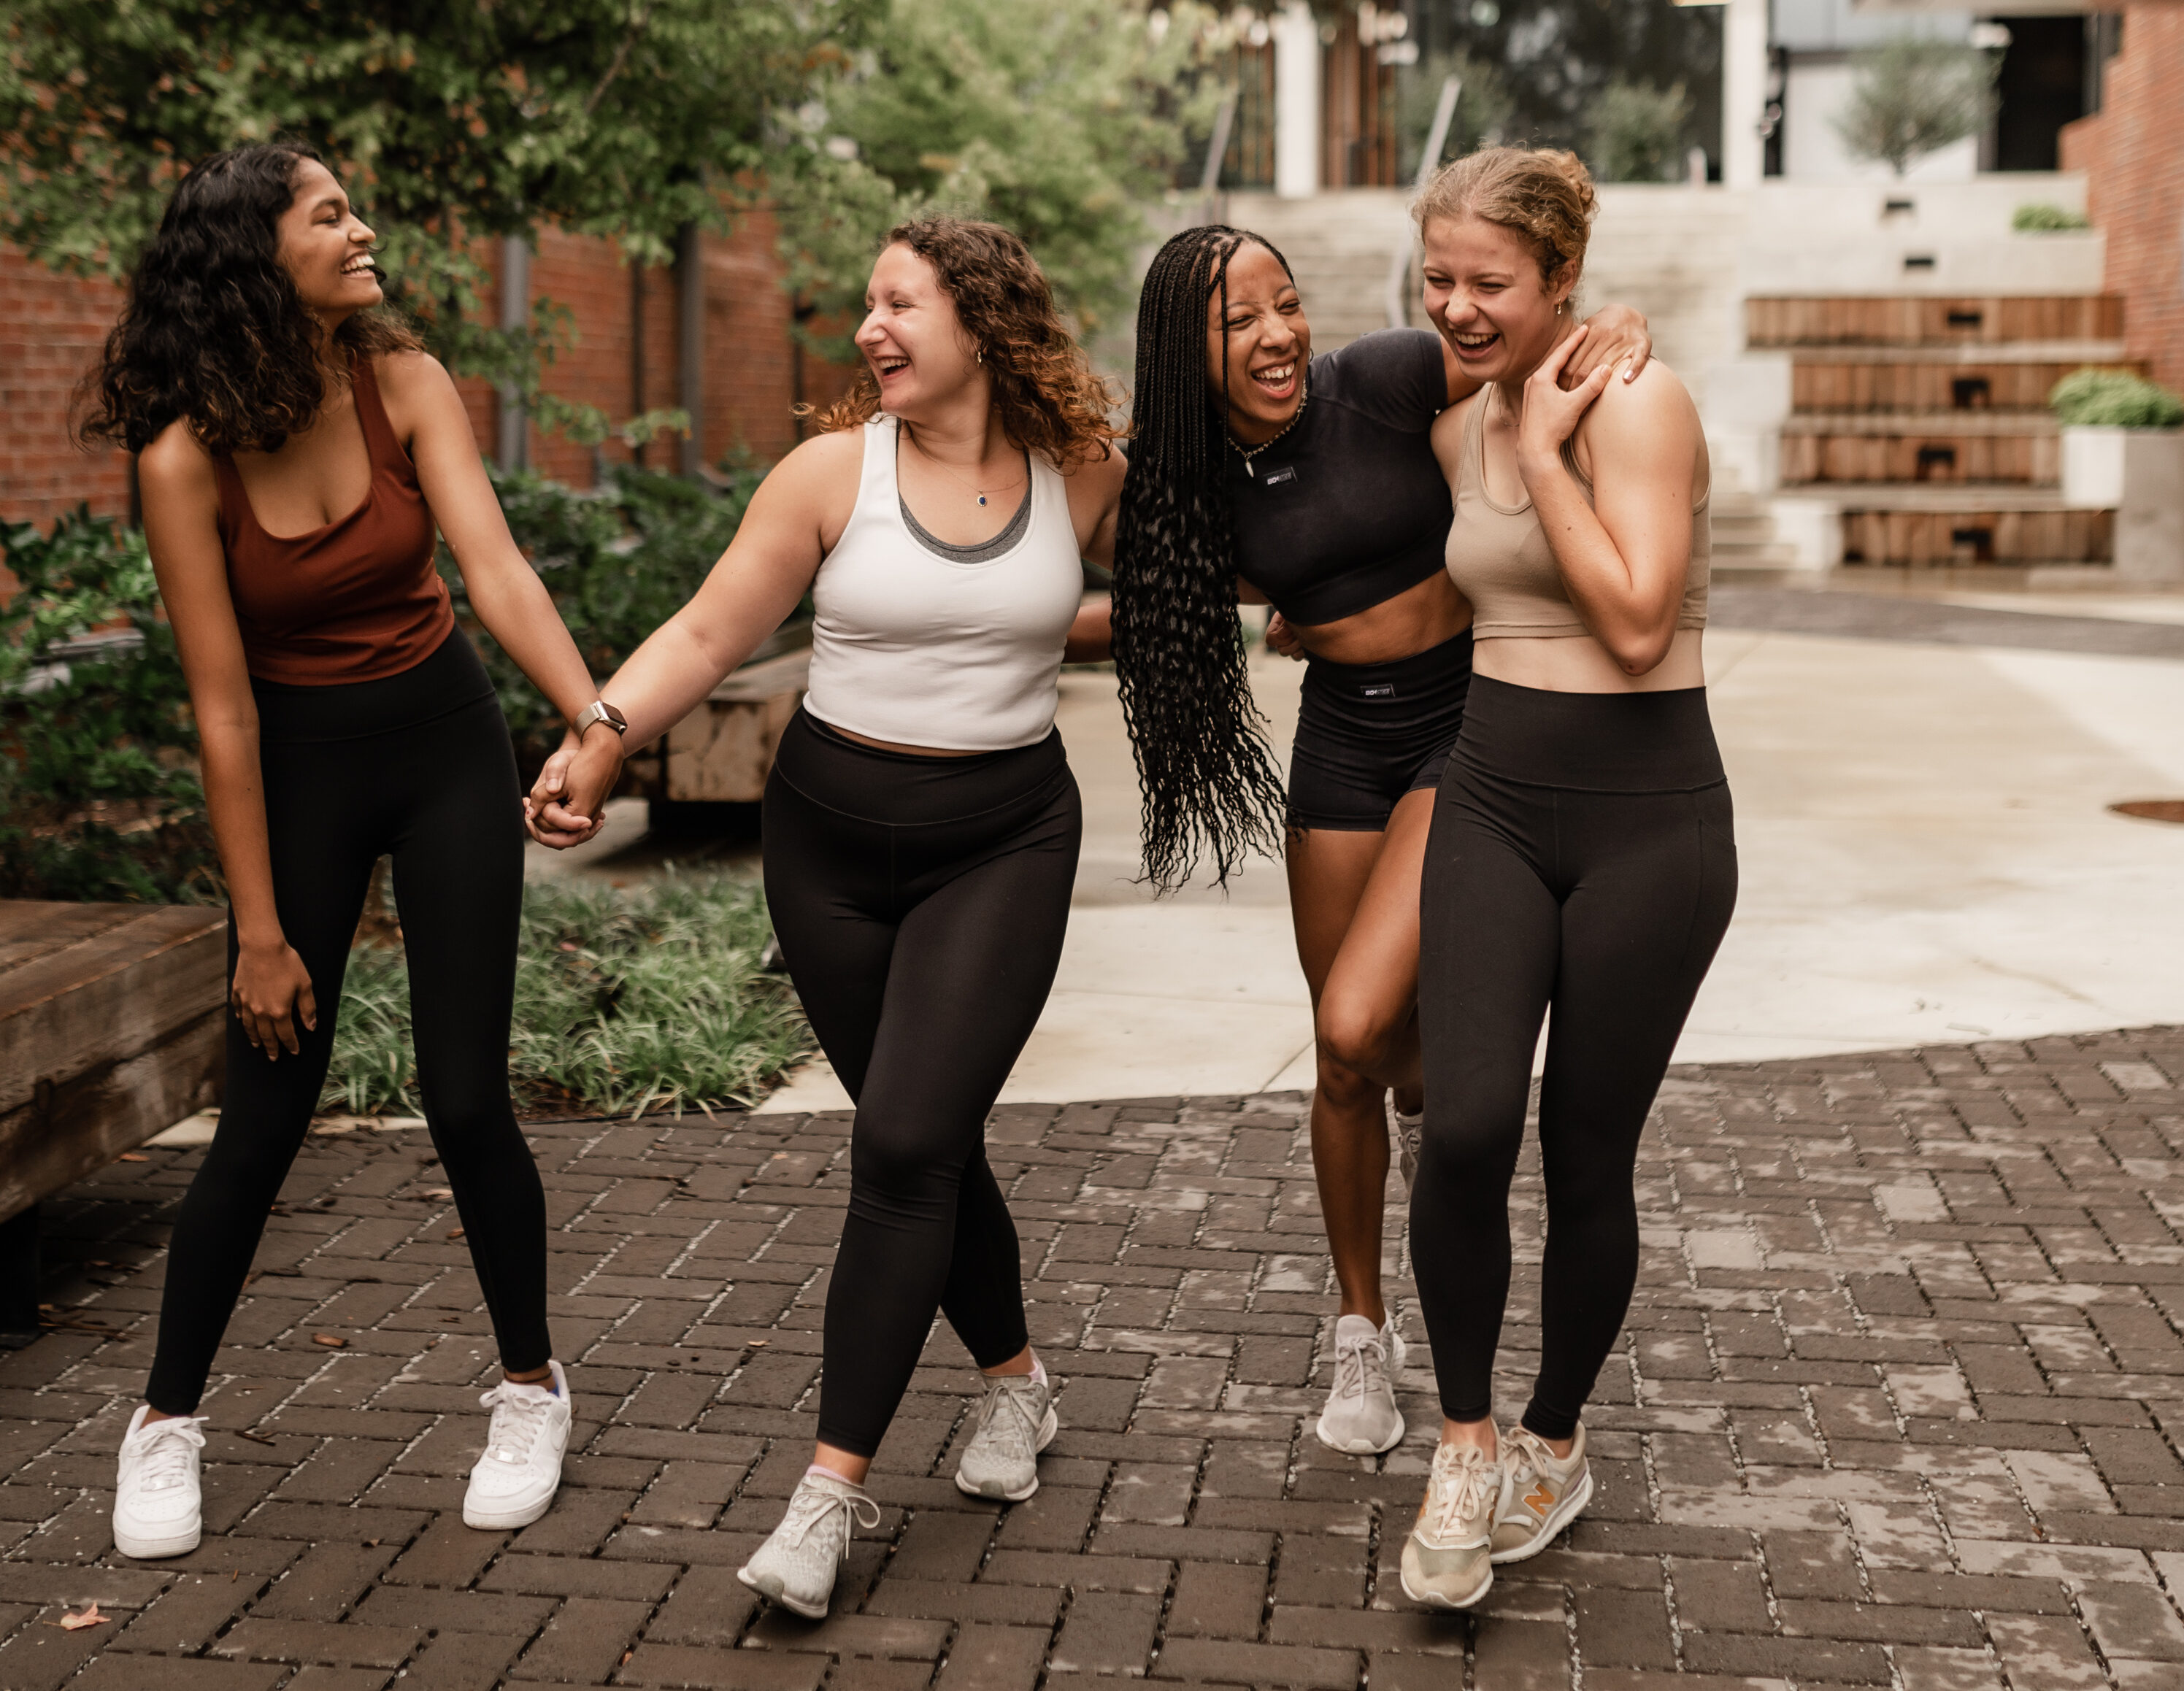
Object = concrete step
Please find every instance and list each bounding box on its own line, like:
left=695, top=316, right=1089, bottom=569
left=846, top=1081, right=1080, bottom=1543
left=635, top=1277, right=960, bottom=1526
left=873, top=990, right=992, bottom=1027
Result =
left=1749, top=295, right=2123, bottom=348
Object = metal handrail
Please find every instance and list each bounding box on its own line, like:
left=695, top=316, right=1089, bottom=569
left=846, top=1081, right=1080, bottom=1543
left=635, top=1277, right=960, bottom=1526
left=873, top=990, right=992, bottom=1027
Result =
left=1199, top=89, right=1239, bottom=228
left=1384, top=75, right=1461, bottom=330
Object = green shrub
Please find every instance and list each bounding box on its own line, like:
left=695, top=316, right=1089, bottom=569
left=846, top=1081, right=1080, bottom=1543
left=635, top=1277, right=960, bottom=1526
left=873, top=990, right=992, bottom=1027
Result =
left=2013, top=202, right=2091, bottom=233
left=1588, top=77, right=1693, bottom=184
left=450, top=461, right=761, bottom=776
left=2048, top=369, right=2184, bottom=430
left=0, top=511, right=218, bottom=903
left=324, top=869, right=813, bottom=1117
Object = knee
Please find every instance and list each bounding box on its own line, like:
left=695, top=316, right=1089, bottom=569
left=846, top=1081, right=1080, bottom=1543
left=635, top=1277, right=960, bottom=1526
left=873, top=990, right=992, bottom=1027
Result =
left=849, top=1114, right=958, bottom=1206
left=1315, top=991, right=1404, bottom=1081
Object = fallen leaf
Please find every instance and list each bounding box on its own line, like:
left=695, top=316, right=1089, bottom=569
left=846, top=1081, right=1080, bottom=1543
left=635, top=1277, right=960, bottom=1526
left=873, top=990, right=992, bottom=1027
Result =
left=117, top=1154, right=148, bottom=1163
left=748, top=1338, right=769, bottom=1348
left=310, top=1333, right=347, bottom=1348
left=57, top=1605, right=104, bottom=1630
left=421, top=1187, right=454, bottom=1200
left=446, top=1228, right=465, bottom=1241
left=235, top=1428, right=277, bottom=1446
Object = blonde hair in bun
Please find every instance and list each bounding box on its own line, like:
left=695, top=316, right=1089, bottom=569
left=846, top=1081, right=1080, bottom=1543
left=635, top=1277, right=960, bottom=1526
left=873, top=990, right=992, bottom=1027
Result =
left=1412, top=146, right=1599, bottom=293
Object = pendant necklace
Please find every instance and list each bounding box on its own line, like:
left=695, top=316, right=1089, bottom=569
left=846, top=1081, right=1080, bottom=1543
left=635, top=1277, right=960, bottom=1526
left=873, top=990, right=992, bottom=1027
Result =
left=904, top=425, right=1023, bottom=507
left=1228, top=374, right=1309, bottom=477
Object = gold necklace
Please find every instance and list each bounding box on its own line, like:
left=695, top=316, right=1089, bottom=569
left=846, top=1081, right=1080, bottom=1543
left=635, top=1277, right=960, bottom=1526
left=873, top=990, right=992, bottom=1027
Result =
left=1227, top=372, right=1309, bottom=476
left=902, top=425, right=1026, bottom=509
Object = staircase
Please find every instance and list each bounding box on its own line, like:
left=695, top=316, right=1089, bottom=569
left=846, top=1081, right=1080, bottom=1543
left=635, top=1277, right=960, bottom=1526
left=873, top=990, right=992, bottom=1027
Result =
left=1753, top=293, right=2135, bottom=567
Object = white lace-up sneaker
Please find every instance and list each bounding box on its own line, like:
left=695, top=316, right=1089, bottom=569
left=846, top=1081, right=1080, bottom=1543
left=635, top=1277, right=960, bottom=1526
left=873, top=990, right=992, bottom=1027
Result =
left=113, top=1406, right=206, bottom=1559
left=1491, top=1422, right=1593, bottom=1563
left=738, top=1468, right=882, bottom=1619
left=955, top=1368, right=1058, bottom=1501
left=1388, top=1095, right=1423, bottom=1194
left=1315, top=1314, right=1405, bottom=1455
left=1400, top=1438, right=1502, bottom=1609
left=462, top=1360, right=572, bottom=1530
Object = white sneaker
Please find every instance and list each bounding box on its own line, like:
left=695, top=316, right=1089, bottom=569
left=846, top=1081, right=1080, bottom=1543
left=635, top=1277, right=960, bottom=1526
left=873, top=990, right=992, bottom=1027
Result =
left=113, top=1406, right=206, bottom=1559
left=1400, top=1438, right=1502, bottom=1609
left=1491, top=1422, right=1593, bottom=1563
left=463, top=1360, right=572, bottom=1530
left=955, top=1368, right=1058, bottom=1502
left=1388, top=1096, right=1423, bottom=1194
left=737, top=1468, right=881, bottom=1619
left=1315, top=1314, right=1405, bottom=1455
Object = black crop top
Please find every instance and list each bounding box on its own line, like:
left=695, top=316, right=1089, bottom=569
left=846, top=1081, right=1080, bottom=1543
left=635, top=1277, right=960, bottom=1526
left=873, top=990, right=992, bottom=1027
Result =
left=1226, top=328, right=1451, bottom=625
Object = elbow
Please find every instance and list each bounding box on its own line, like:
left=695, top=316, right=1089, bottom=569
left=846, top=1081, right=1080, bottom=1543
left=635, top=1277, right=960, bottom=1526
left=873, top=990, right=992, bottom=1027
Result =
left=1607, top=628, right=1675, bottom=677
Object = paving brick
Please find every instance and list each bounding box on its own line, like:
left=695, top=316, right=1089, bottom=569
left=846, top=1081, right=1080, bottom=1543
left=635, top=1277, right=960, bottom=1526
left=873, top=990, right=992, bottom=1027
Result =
left=1050, top=1590, right=1161, bottom=1676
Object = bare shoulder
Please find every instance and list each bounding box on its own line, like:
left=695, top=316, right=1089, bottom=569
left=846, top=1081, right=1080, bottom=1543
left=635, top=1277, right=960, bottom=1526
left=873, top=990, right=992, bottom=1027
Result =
left=1589, top=358, right=1696, bottom=435
left=1059, top=442, right=1127, bottom=503
left=370, top=347, right=458, bottom=406
left=136, top=418, right=215, bottom=501
left=759, top=426, right=864, bottom=501
left=1430, top=389, right=1482, bottom=470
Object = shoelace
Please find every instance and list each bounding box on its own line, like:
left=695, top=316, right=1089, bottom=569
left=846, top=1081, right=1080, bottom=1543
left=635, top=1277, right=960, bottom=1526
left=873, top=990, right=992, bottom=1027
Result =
left=974, top=1376, right=1043, bottom=1457
left=1330, top=1331, right=1388, bottom=1404
left=131, top=1417, right=206, bottom=1492
left=477, top=1382, right=556, bottom=1465
left=1424, top=1445, right=1496, bottom=1539
left=779, top=1480, right=880, bottom=1547
left=1502, top=1427, right=1553, bottom=1502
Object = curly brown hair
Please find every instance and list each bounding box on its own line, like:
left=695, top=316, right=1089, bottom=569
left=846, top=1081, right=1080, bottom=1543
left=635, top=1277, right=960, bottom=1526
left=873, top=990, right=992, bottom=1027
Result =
left=80, top=142, right=420, bottom=457
left=807, top=217, right=1121, bottom=466
left=1412, top=147, right=1599, bottom=291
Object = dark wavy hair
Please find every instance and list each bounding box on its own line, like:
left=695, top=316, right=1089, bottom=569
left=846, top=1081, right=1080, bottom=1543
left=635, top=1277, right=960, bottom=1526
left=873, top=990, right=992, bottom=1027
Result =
left=79, top=142, right=419, bottom=456
left=1110, top=226, right=1291, bottom=891
left=807, top=217, right=1122, bottom=466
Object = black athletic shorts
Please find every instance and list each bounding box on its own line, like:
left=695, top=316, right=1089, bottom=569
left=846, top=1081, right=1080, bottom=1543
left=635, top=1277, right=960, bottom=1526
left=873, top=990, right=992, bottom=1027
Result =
left=1287, top=628, right=1474, bottom=833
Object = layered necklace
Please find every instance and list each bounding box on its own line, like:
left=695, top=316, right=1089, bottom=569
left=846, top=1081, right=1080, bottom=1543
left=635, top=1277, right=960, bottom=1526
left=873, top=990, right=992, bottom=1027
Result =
left=1226, top=372, right=1309, bottom=477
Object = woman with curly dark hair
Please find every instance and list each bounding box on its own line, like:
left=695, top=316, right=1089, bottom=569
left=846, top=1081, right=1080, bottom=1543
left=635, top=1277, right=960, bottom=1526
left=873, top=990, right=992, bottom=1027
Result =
left=530, top=217, right=1124, bottom=1619
left=1112, top=223, right=1648, bottom=1462
left=85, top=142, right=610, bottom=1560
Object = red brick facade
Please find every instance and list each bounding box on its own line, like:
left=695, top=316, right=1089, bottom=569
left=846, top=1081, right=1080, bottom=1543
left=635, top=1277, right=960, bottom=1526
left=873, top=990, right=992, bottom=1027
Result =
left=1, top=206, right=842, bottom=533
left=2063, top=5, right=2184, bottom=393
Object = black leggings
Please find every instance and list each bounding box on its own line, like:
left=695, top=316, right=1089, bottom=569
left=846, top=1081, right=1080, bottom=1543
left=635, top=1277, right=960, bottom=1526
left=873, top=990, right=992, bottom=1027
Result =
left=147, top=631, right=549, bottom=1414
left=1415, top=677, right=1736, bottom=1440
left=762, top=710, right=1080, bottom=1459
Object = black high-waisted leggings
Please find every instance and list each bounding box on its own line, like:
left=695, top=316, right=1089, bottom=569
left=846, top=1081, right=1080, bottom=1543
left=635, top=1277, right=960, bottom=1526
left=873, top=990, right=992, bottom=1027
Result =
left=147, top=631, right=550, bottom=1414
left=763, top=709, right=1080, bottom=1459
left=1415, top=677, right=1737, bottom=1440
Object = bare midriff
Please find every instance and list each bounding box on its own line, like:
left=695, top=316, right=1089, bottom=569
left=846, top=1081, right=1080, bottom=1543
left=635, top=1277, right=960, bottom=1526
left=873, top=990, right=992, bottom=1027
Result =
left=1472, top=625, right=1707, bottom=694
left=823, top=724, right=988, bottom=758
left=1281, top=571, right=1474, bottom=666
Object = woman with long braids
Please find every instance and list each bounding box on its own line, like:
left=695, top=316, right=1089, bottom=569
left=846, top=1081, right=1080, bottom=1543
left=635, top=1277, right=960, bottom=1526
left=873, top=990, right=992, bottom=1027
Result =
left=526, top=219, right=1123, bottom=1620
left=1399, top=148, right=1733, bottom=1609
left=87, top=143, right=607, bottom=1559
left=1111, top=223, right=1648, bottom=1458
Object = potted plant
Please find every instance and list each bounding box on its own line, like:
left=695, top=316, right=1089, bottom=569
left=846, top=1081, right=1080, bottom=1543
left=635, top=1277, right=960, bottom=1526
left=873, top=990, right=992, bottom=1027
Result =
left=2053, top=370, right=2184, bottom=581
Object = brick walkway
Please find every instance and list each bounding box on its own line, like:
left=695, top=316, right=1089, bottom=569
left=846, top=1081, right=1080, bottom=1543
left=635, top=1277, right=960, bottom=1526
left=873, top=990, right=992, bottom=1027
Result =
left=6, top=1028, right=2184, bottom=1690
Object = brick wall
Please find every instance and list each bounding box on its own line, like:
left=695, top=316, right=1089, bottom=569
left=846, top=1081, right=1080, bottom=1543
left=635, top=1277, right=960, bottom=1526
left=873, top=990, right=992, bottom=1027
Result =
left=2062, top=5, right=2184, bottom=393
left=1, top=204, right=850, bottom=535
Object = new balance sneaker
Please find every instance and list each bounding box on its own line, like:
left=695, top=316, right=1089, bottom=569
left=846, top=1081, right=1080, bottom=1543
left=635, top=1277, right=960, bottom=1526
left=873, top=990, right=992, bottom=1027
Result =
left=1388, top=1095, right=1424, bottom=1194
left=113, top=1406, right=206, bottom=1560
left=738, top=1468, right=881, bottom=1619
left=1400, top=1438, right=1501, bottom=1609
left=1491, top=1422, right=1593, bottom=1564
left=463, top=1361, right=572, bottom=1530
left=955, top=1366, right=1057, bottom=1502
left=1316, top=1314, right=1405, bottom=1455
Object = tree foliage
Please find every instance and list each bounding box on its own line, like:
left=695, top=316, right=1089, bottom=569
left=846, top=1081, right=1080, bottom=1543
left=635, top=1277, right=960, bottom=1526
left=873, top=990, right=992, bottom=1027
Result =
left=1832, top=37, right=1999, bottom=177
left=1396, top=49, right=1517, bottom=182
left=774, top=0, right=1220, bottom=357
left=0, top=0, right=875, bottom=435
left=1589, top=77, right=1693, bottom=183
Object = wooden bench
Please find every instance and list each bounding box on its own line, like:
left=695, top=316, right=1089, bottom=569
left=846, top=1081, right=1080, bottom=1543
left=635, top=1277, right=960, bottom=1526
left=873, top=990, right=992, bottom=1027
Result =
left=0, top=901, right=226, bottom=1340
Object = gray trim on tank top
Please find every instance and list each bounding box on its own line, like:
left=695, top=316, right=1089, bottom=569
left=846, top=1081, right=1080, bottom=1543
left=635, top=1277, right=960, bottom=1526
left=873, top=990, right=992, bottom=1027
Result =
left=894, top=431, right=1033, bottom=562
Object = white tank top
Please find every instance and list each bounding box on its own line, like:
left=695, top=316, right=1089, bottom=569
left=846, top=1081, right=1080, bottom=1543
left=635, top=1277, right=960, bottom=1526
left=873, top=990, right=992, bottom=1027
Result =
left=803, top=415, right=1085, bottom=752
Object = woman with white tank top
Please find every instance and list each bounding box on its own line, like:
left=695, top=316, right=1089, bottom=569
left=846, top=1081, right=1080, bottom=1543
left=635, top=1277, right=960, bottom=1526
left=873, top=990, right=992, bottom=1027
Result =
left=527, top=218, right=1126, bottom=1619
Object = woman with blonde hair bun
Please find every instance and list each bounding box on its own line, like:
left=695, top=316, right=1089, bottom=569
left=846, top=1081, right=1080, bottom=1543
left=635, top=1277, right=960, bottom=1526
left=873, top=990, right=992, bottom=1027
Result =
left=1397, top=147, right=1736, bottom=1609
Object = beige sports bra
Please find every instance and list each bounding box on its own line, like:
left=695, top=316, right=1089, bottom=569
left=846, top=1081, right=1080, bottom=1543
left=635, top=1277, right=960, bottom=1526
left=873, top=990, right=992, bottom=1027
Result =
left=1445, top=392, right=1710, bottom=641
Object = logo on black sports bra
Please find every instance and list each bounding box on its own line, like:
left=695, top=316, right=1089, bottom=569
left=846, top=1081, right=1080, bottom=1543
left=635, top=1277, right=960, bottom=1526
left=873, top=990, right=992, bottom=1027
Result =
left=1261, top=465, right=1297, bottom=487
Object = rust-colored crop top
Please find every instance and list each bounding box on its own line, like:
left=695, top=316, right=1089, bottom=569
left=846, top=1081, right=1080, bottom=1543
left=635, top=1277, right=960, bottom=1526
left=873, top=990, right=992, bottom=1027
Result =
left=212, top=354, right=452, bottom=685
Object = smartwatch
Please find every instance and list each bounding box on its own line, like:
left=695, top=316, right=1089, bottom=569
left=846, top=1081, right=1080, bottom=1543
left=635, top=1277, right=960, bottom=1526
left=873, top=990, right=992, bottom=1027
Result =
left=574, top=699, right=628, bottom=739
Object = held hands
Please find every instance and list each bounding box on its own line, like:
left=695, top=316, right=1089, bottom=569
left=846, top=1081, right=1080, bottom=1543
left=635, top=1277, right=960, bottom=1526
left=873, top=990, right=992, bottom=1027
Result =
left=1567, top=303, right=1650, bottom=389
left=523, top=726, right=624, bottom=849
left=1518, top=325, right=1615, bottom=485
left=232, top=937, right=317, bottom=1060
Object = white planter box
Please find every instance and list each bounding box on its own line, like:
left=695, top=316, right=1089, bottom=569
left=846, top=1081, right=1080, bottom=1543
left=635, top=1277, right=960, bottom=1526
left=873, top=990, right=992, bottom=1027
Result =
left=2061, top=425, right=2184, bottom=581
